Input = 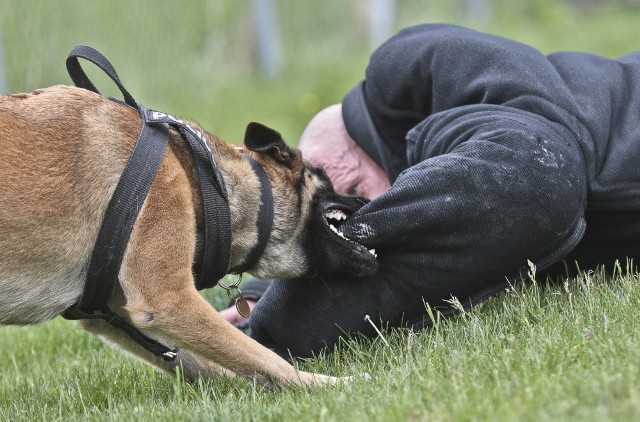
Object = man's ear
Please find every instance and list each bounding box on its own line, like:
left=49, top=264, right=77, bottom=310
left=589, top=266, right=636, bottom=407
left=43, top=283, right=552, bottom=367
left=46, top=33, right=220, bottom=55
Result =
left=244, top=122, right=294, bottom=164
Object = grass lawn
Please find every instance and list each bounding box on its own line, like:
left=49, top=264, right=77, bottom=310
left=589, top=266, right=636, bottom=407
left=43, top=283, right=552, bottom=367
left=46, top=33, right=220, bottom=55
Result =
left=2, top=1, right=640, bottom=420
left=3, top=268, right=640, bottom=421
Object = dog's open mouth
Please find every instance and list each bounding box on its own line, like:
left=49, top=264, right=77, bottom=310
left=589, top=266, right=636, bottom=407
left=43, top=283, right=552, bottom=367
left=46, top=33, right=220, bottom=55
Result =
left=323, top=208, right=377, bottom=258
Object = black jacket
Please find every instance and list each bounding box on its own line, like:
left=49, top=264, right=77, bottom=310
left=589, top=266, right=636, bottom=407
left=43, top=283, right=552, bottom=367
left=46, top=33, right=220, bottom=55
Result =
left=249, top=24, right=640, bottom=357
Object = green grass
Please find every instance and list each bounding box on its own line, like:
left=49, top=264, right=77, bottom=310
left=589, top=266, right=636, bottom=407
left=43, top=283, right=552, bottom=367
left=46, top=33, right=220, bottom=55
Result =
left=3, top=1, right=640, bottom=420
left=3, top=267, right=640, bottom=421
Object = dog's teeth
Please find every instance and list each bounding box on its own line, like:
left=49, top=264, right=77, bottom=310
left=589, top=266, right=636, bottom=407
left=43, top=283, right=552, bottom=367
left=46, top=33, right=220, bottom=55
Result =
left=328, top=220, right=346, bottom=238
left=368, top=248, right=377, bottom=257
left=325, top=209, right=348, bottom=220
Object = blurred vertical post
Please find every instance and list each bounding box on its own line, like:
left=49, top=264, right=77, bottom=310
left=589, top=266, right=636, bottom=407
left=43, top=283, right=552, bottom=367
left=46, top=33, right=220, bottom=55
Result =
left=251, top=0, right=282, bottom=78
left=0, top=30, right=7, bottom=93
left=463, top=0, right=491, bottom=24
left=370, top=0, right=396, bottom=49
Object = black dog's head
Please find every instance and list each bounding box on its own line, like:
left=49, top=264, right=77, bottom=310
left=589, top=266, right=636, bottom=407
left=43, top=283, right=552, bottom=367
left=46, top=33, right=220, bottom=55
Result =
left=242, top=122, right=378, bottom=279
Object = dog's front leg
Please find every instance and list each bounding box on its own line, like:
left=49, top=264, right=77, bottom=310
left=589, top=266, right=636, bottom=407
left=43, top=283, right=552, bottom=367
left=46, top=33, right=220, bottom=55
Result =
left=113, top=152, right=343, bottom=388
left=79, top=318, right=235, bottom=382
left=127, top=289, right=344, bottom=386
left=124, top=287, right=342, bottom=388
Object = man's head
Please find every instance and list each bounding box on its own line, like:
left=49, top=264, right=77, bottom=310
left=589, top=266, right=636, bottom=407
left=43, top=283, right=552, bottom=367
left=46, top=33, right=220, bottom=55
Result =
left=299, top=104, right=390, bottom=200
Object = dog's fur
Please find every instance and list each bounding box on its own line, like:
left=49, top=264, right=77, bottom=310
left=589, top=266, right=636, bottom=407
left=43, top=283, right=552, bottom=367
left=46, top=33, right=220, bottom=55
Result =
left=0, top=85, right=375, bottom=387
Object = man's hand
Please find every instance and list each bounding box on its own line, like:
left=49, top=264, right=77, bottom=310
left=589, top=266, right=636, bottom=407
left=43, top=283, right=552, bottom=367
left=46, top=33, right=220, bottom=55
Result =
left=218, top=299, right=257, bottom=324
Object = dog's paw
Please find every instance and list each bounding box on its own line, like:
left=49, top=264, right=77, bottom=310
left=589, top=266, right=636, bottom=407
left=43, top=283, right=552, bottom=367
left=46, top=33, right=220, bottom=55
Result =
left=300, top=371, right=371, bottom=388
left=339, top=372, right=372, bottom=385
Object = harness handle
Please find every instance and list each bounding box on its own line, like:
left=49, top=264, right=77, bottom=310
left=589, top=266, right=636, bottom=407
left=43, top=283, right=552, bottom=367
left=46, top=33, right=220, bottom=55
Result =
left=66, top=45, right=138, bottom=108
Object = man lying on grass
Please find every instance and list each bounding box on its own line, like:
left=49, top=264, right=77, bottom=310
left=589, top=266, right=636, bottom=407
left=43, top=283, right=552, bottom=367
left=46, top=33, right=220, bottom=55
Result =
left=221, top=23, right=640, bottom=357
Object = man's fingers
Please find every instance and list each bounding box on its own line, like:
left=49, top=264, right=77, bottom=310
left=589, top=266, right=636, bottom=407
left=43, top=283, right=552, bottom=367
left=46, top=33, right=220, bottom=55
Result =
left=218, top=300, right=258, bottom=324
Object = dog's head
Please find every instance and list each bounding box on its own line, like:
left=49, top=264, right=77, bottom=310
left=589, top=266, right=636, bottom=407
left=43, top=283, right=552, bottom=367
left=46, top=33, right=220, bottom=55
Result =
left=241, top=122, right=378, bottom=279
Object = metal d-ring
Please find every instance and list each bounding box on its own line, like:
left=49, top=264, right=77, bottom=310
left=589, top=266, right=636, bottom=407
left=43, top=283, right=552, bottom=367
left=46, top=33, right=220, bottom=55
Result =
left=218, top=274, right=251, bottom=318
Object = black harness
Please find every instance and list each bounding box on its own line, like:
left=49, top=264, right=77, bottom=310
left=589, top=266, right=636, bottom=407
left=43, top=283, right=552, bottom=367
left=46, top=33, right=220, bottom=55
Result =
left=61, top=46, right=273, bottom=360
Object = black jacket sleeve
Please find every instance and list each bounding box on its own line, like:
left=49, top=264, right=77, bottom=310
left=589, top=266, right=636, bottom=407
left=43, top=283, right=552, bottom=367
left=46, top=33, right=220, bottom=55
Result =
left=343, top=23, right=640, bottom=211
left=341, top=23, right=583, bottom=183
left=341, top=104, right=587, bottom=299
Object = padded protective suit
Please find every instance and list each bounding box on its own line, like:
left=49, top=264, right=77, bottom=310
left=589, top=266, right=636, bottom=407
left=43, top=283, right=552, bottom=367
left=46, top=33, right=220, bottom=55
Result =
left=249, top=24, right=640, bottom=358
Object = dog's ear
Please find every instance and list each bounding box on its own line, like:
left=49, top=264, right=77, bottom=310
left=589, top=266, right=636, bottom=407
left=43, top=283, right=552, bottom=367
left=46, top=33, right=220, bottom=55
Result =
left=244, top=122, right=294, bottom=164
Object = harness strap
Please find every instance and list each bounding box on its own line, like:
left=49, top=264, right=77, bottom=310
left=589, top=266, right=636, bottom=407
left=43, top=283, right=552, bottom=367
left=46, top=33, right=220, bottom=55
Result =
left=62, top=105, right=178, bottom=360
left=145, top=112, right=231, bottom=289
left=64, top=107, right=169, bottom=316
left=60, top=47, right=182, bottom=361
left=66, top=45, right=138, bottom=108
left=63, top=305, right=178, bottom=361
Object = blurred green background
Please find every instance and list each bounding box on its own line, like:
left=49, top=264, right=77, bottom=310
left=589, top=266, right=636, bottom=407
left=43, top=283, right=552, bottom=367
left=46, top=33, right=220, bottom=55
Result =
left=1, top=0, right=640, bottom=146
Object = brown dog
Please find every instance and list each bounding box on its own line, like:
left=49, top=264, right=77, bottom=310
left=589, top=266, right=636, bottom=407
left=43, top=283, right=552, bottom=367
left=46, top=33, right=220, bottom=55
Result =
left=0, top=83, right=377, bottom=387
